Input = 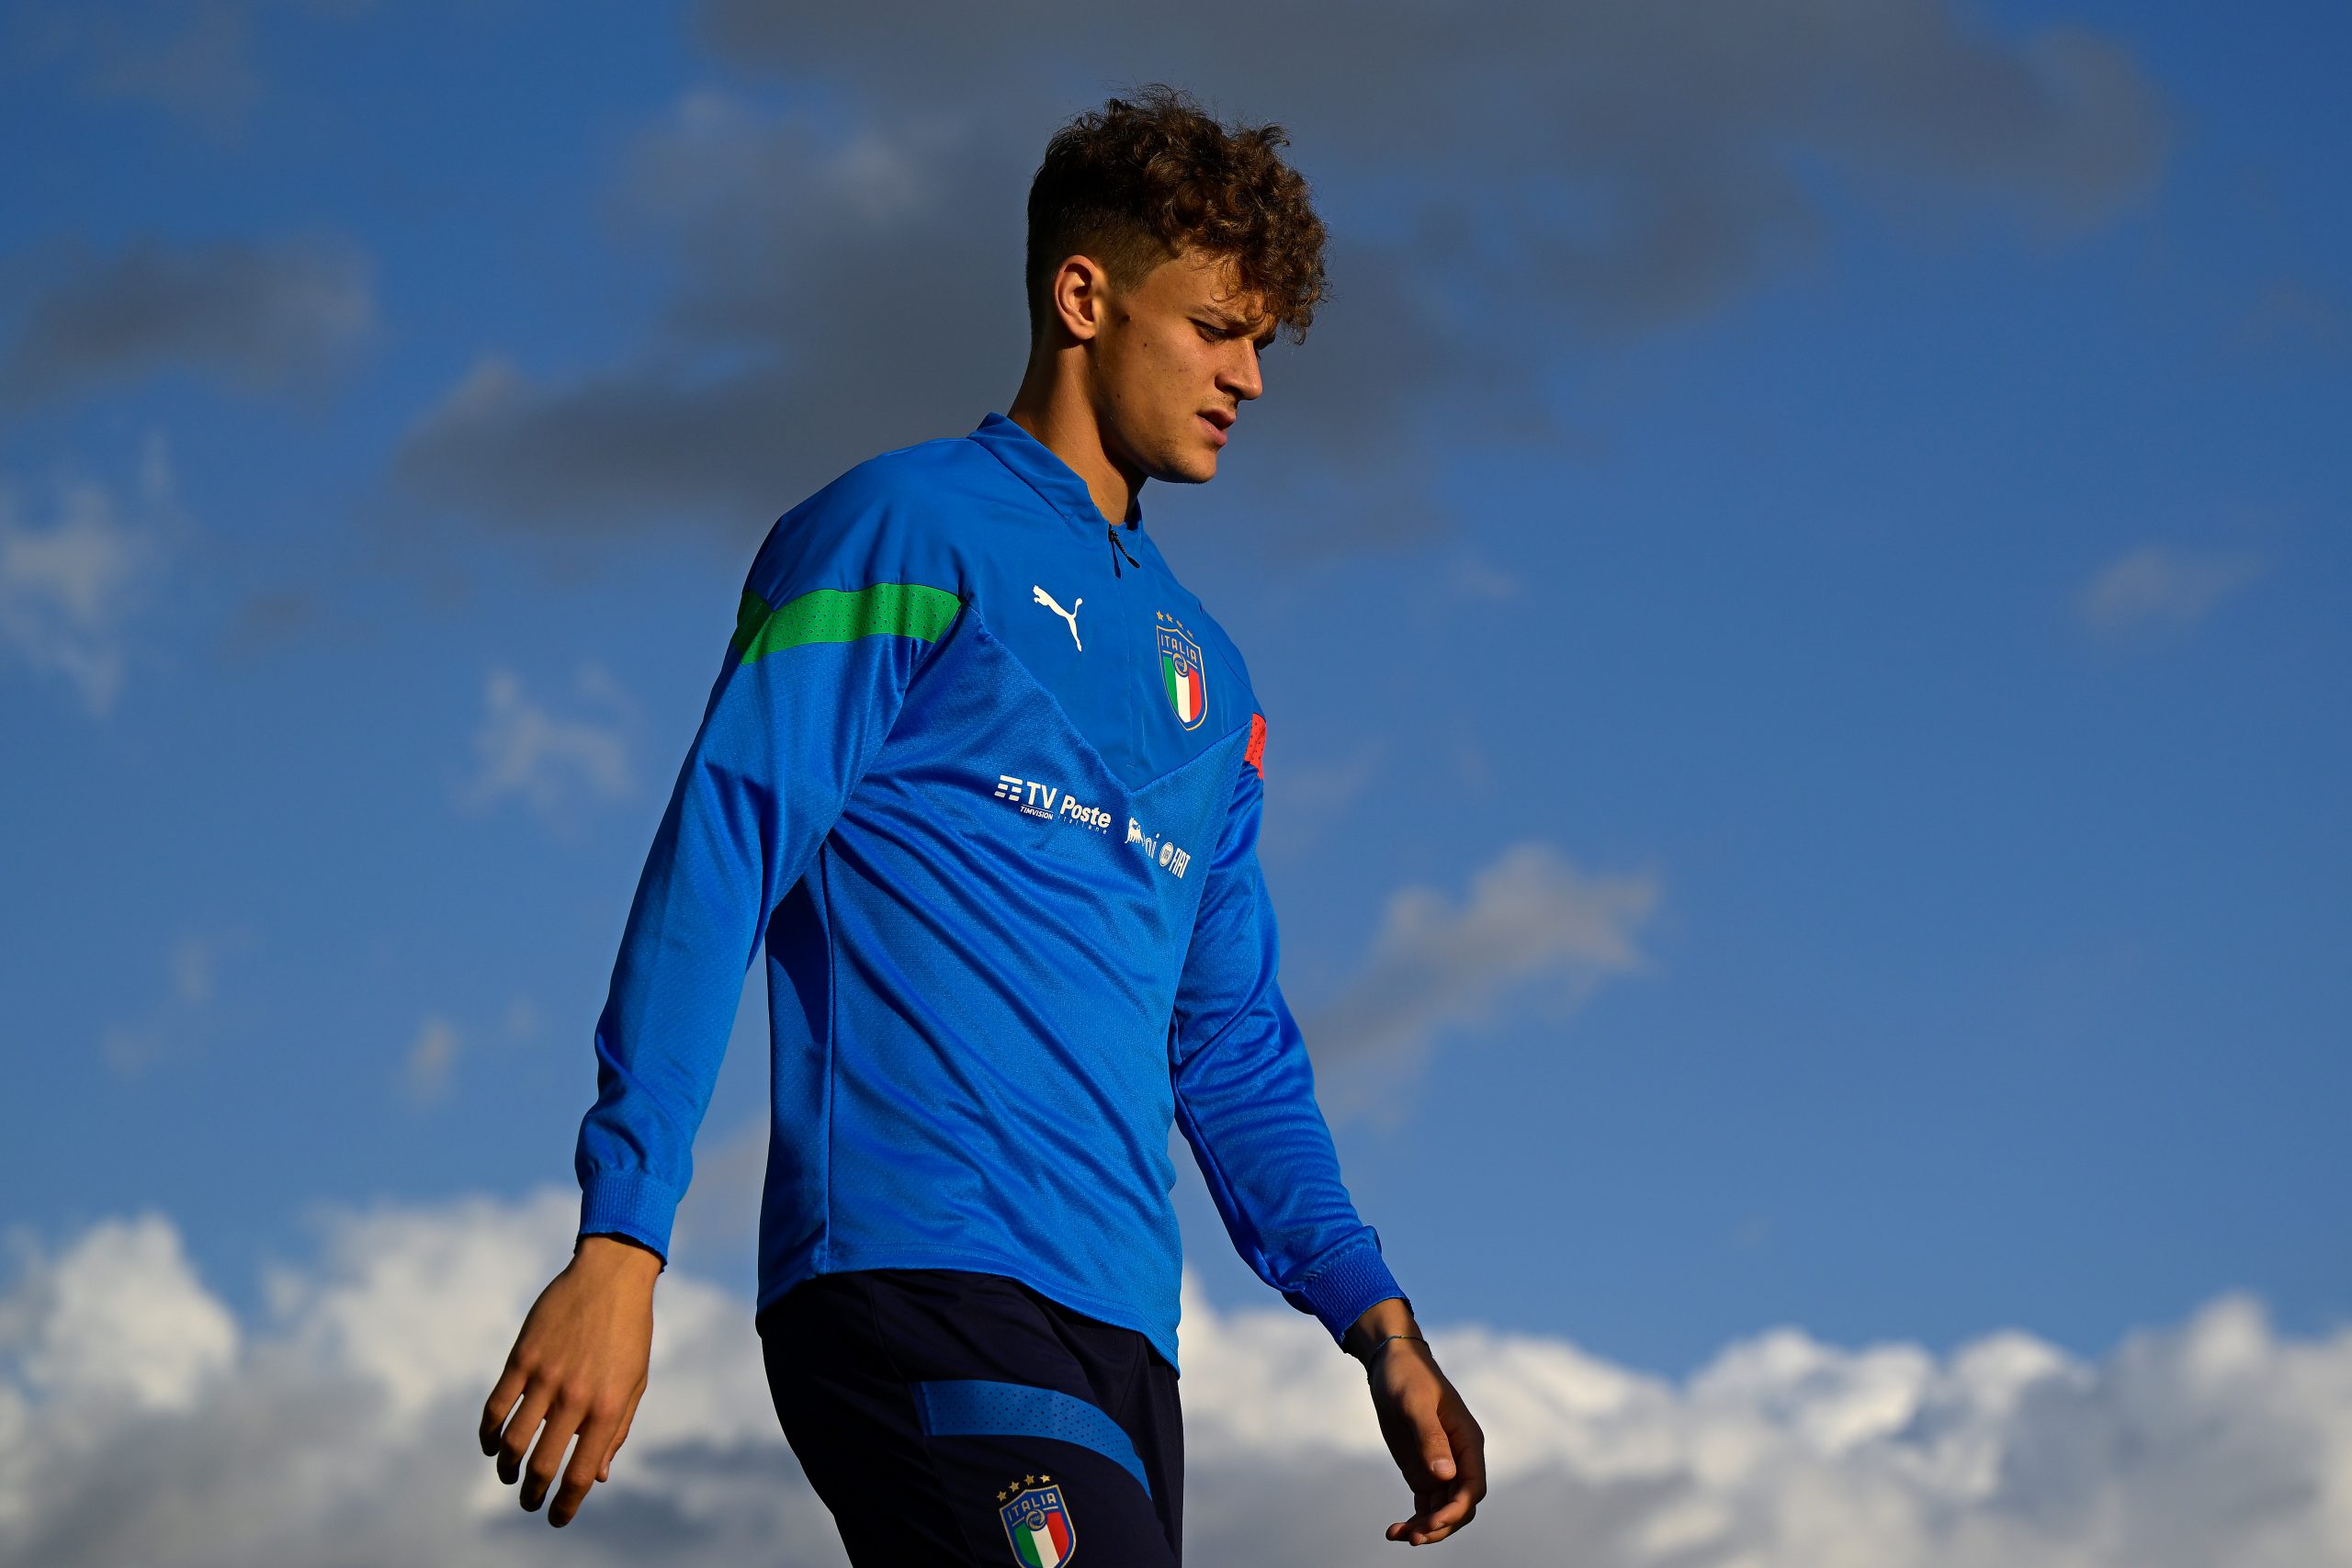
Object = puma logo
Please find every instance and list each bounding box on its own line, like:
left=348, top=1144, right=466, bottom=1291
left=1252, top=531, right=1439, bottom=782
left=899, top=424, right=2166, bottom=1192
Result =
left=1032, top=585, right=1083, bottom=651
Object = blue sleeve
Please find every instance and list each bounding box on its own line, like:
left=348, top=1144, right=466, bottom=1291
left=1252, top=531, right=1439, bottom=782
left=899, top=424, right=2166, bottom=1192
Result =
left=1168, top=723, right=1409, bottom=1344
left=572, top=502, right=961, bottom=1264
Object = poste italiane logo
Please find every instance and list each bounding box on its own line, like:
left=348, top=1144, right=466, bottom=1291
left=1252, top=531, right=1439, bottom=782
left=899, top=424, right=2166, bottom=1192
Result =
left=1155, top=610, right=1206, bottom=730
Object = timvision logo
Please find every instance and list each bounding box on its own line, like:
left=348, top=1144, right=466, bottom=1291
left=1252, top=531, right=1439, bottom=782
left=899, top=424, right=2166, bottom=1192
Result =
left=991, top=773, right=1114, bottom=832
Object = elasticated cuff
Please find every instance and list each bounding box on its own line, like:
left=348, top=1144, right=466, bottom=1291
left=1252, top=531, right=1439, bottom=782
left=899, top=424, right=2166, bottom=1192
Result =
left=577, top=1168, right=685, bottom=1266
left=1299, top=1234, right=1409, bottom=1346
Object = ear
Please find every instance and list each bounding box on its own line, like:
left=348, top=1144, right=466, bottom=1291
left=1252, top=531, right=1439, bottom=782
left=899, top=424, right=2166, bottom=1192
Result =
left=1050, top=254, right=1107, bottom=343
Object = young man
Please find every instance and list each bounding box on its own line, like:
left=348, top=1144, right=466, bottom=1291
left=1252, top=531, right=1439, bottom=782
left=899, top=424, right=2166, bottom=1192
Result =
left=478, top=85, right=1486, bottom=1563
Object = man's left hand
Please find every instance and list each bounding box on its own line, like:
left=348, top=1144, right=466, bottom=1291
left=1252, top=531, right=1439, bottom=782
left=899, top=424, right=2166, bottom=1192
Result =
left=1347, top=1301, right=1487, bottom=1545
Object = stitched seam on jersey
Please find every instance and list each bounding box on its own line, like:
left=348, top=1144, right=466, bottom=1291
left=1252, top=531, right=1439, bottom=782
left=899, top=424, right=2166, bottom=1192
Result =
left=968, top=427, right=1107, bottom=531
left=1122, top=708, right=1252, bottom=796
left=1165, top=733, right=1275, bottom=1276
left=1170, top=1084, right=1272, bottom=1291
left=1166, top=736, right=1255, bottom=1050
left=1185, top=856, right=1271, bottom=1065
left=816, top=844, right=837, bottom=1274
left=803, top=604, right=941, bottom=1278
left=954, top=608, right=1248, bottom=796
left=732, top=582, right=963, bottom=663
left=920, top=603, right=1252, bottom=796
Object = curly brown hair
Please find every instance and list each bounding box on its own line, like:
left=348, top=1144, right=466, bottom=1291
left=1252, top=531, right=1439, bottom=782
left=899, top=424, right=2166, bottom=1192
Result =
left=1024, top=84, right=1330, bottom=347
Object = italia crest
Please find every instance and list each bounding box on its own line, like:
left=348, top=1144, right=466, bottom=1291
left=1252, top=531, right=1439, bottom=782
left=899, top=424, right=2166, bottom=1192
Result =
left=998, top=1475, right=1076, bottom=1567
left=1155, top=610, right=1206, bottom=730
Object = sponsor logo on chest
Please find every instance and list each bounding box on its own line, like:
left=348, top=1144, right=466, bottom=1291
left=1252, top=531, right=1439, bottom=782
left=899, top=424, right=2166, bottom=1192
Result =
left=985, top=772, right=1191, bottom=878
left=993, top=773, right=1114, bottom=830
left=1125, top=816, right=1192, bottom=879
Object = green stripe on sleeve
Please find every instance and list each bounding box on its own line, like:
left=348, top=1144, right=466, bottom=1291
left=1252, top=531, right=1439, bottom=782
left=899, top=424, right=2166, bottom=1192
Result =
left=730, top=582, right=963, bottom=663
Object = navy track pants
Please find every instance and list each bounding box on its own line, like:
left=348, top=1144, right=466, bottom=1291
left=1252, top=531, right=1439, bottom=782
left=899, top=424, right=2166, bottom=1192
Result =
left=760, top=1268, right=1184, bottom=1566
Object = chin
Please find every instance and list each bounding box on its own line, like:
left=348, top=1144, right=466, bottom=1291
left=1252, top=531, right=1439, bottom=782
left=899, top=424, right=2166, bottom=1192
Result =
left=1148, top=448, right=1218, bottom=487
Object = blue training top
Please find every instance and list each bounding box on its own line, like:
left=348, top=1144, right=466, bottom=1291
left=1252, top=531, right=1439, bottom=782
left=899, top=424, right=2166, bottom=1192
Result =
left=573, top=411, right=1407, bottom=1371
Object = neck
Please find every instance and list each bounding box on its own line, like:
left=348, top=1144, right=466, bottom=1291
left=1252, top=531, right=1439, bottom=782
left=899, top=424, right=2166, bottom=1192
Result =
left=1006, top=349, right=1142, bottom=529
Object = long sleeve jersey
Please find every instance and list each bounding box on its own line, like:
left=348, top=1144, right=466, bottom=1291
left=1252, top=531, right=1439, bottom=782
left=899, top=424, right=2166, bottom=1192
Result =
left=572, top=411, right=1406, bottom=1370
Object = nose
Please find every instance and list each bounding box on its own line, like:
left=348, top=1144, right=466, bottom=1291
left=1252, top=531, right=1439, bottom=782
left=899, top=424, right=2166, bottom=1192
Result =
left=1224, top=340, right=1263, bottom=402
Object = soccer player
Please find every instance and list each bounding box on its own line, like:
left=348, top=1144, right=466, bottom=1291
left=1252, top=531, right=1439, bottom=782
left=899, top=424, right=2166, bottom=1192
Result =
left=478, top=84, right=1487, bottom=1563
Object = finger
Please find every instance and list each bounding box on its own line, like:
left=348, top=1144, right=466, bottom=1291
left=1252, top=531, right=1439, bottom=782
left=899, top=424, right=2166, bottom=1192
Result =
left=1449, top=1415, right=1489, bottom=1515
left=496, top=1382, right=556, bottom=1485
left=1392, top=1472, right=1478, bottom=1545
left=521, top=1399, right=588, bottom=1513
left=1424, top=1409, right=1487, bottom=1532
left=1419, top=1462, right=1477, bottom=1532
left=1388, top=1501, right=1469, bottom=1547
left=1415, top=1409, right=1456, bottom=1485
left=479, top=1361, right=527, bottom=1455
left=1424, top=1481, right=1481, bottom=1535
left=597, top=1383, right=643, bottom=1483
left=1386, top=1495, right=1442, bottom=1542
left=549, top=1407, right=621, bottom=1528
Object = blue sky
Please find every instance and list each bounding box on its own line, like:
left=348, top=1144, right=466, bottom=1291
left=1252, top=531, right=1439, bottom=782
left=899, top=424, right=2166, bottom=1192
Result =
left=3, top=0, right=2346, bottom=1408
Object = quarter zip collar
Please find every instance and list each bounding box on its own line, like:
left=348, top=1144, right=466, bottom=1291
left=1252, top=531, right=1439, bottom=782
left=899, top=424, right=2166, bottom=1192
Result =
left=967, top=411, right=1148, bottom=543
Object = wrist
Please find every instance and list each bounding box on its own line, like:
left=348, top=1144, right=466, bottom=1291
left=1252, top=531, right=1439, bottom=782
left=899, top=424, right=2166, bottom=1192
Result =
left=573, top=1232, right=665, bottom=1286
left=1341, top=1295, right=1419, bottom=1362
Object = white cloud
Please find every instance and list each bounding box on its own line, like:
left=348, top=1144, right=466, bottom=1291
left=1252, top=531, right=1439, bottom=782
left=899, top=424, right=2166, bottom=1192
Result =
left=457, top=660, right=639, bottom=822
left=0, top=434, right=186, bottom=716
left=0, top=1213, right=236, bottom=1414
left=4, top=1191, right=2351, bottom=1566
left=2079, top=545, right=2263, bottom=636
left=1304, top=840, right=1660, bottom=1107
left=0, top=1190, right=836, bottom=1568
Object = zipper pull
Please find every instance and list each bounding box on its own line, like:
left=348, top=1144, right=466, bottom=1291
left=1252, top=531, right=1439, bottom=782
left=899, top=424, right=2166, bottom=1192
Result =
left=1108, top=525, right=1140, bottom=576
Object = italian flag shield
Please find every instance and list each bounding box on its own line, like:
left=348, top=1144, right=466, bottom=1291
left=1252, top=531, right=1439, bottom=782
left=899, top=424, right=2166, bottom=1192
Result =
left=1157, top=616, right=1206, bottom=730
left=1000, top=1487, right=1075, bottom=1566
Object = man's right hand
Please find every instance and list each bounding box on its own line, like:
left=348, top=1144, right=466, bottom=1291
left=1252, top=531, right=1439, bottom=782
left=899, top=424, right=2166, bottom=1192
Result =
left=478, top=1233, right=662, bottom=1528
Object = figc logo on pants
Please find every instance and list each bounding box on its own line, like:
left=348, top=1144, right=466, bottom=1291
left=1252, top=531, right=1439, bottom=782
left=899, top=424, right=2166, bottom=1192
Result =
left=999, top=1481, right=1075, bottom=1566
left=1156, top=610, right=1206, bottom=729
